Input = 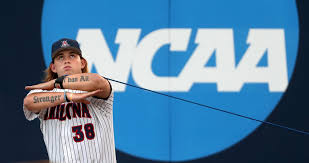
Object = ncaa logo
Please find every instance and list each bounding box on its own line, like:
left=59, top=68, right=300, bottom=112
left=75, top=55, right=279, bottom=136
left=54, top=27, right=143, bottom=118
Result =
left=41, top=0, right=299, bottom=161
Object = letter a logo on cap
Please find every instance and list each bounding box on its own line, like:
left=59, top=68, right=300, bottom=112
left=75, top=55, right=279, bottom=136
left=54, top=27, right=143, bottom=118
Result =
left=61, top=40, right=69, bottom=47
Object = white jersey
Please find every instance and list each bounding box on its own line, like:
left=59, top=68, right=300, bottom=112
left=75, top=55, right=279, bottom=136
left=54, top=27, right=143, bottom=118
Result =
left=23, top=88, right=117, bottom=163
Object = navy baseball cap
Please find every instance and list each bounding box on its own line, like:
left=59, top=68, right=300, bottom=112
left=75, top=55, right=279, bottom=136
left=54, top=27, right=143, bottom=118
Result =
left=51, top=38, right=82, bottom=60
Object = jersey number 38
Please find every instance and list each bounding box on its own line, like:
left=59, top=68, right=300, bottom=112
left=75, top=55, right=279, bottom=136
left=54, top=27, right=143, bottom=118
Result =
left=72, top=123, right=95, bottom=142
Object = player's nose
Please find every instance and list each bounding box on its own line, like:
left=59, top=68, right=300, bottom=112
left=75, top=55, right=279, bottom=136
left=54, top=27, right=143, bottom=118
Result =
left=63, top=56, right=71, bottom=64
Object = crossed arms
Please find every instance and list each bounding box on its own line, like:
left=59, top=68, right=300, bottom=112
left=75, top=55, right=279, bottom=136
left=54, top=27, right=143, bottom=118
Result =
left=23, top=73, right=111, bottom=113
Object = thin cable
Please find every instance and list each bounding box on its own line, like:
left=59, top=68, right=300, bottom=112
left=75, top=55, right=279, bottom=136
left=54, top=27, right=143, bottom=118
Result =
left=105, top=77, right=309, bottom=136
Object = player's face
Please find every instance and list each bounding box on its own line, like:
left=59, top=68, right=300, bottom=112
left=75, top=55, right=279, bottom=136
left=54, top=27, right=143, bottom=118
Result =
left=51, top=50, right=85, bottom=76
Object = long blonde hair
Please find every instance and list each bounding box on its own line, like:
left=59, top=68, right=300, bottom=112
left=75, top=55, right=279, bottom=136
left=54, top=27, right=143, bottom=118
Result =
left=43, top=56, right=89, bottom=82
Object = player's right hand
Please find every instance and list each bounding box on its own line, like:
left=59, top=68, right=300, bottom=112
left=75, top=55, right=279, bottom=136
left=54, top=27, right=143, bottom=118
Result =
left=25, top=79, right=56, bottom=90
left=67, top=89, right=104, bottom=104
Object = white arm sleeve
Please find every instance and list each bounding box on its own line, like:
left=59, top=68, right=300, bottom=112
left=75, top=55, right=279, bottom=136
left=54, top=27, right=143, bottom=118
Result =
left=90, top=91, right=114, bottom=114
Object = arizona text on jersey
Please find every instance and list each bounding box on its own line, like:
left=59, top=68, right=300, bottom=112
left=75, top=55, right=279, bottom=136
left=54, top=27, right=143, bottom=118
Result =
left=23, top=88, right=117, bottom=163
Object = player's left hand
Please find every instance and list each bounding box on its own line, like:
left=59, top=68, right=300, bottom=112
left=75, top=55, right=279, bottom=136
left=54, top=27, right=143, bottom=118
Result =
left=67, top=89, right=104, bottom=104
left=25, top=79, right=56, bottom=90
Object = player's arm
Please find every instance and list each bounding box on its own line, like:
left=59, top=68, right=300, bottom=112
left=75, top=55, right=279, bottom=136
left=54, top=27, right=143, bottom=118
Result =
left=25, top=73, right=111, bottom=99
left=62, top=73, right=111, bottom=99
left=24, top=92, right=66, bottom=113
left=23, top=90, right=103, bottom=113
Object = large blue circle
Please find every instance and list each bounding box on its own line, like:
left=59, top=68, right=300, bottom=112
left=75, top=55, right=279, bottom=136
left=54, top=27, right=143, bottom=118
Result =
left=41, top=0, right=299, bottom=161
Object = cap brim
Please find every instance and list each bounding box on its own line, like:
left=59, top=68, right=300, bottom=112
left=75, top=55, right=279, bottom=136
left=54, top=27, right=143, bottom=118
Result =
left=52, top=47, right=82, bottom=60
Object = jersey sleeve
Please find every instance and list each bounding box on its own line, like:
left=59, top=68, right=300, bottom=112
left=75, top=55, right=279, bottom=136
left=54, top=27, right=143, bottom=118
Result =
left=90, top=91, right=114, bottom=107
left=90, top=79, right=114, bottom=111
left=23, top=89, right=44, bottom=121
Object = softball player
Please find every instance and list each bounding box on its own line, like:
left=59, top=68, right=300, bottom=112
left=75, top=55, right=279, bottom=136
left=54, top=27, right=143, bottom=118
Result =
left=23, top=38, right=117, bottom=163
